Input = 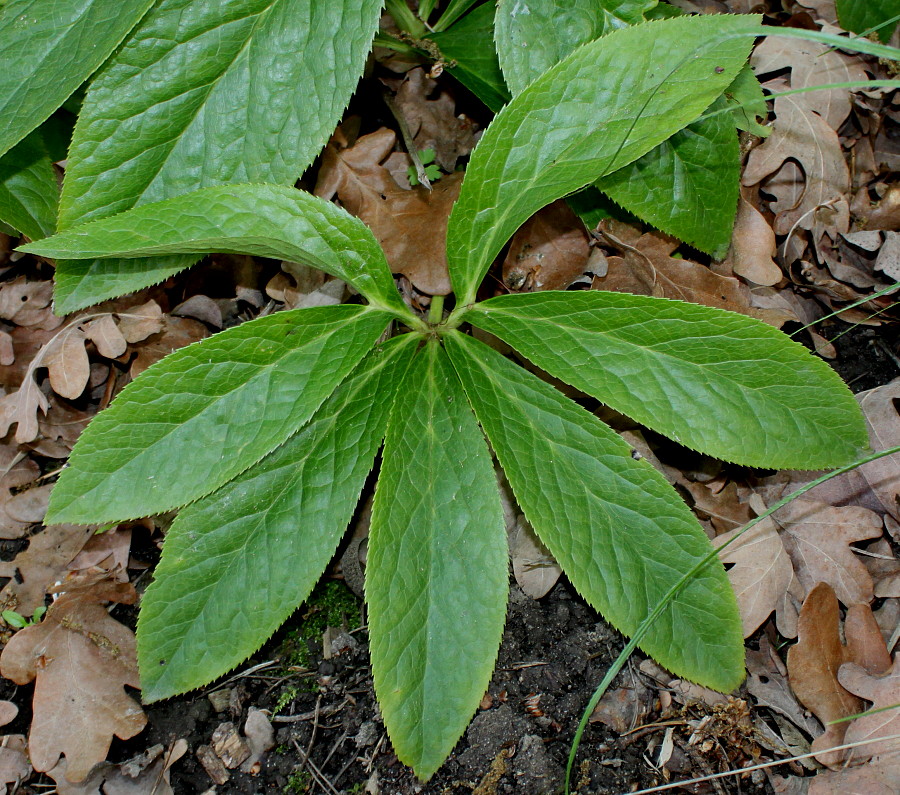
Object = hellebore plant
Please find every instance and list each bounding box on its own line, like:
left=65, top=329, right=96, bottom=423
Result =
left=12, top=3, right=897, bottom=780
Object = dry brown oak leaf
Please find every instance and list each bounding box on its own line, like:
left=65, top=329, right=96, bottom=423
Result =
left=854, top=183, right=900, bottom=231
left=742, top=96, right=850, bottom=238
left=855, top=378, right=900, bottom=522
left=786, top=582, right=892, bottom=767
left=314, top=127, right=460, bottom=296
left=808, top=754, right=900, bottom=795
left=0, top=700, right=31, bottom=793
left=0, top=525, right=95, bottom=615
left=726, top=191, right=781, bottom=287
left=715, top=511, right=794, bottom=638
left=388, top=67, right=476, bottom=172
left=839, top=655, right=900, bottom=762
left=746, top=635, right=820, bottom=736
left=775, top=499, right=883, bottom=605
left=0, top=577, right=146, bottom=782
left=128, top=315, right=206, bottom=378
left=502, top=199, right=591, bottom=292
left=0, top=278, right=60, bottom=330
left=591, top=228, right=753, bottom=314
left=0, top=301, right=163, bottom=444
left=0, top=445, right=47, bottom=539
left=750, top=36, right=867, bottom=131
left=783, top=378, right=900, bottom=522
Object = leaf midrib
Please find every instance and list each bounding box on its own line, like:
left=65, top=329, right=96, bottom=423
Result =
left=476, top=306, right=821, bottom=416
left=65, top=0, right=278, bottom=222
left=0, top=0, right=94, bottom=116
left=456, top=337, right=697, bottom=634
left=57, top=310, right=369, bottom=515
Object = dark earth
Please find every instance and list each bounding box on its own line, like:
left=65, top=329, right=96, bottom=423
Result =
left=79, top=578, right=774, bottom=795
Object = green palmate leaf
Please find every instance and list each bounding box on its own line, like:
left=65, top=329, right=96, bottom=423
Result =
left=54, top=0, right=382, bottom=312
left=0, top=0, right=154, bottom=158
left=495, top=0, right=658, bottom=96
left=430, top=2, right=510, bottom=113
left=60, top=0, right=382, bottom=225
left=45, top=305, right=392, bottom=525
left=446, top=13, right=760, bottom=304
left=494, top=1, right=744, bottom=256
left=465, top=291, right=868, bottom=469
left=367, top=340, right=508, bottom=779
left=22, top=185, right=413, bottom=320
left=0, top=130, right=58, bottom=240
left=724, top=63, right=771, bottom=138
left=596, top=98, right=739, bottom=258
left=836, top=0, right=900, bottom=43
left=445, top=331, right=743, bottom=691
left=138, top=335, right=418, bottom=702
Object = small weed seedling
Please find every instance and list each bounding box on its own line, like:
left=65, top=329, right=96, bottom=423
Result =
left=8, top=1, right=900, bottom=782
left=2, top=607, right=46, bottom=630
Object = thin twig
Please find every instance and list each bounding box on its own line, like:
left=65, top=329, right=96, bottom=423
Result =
left=320, top=730, right=348, bottom=770
left=208, top=659, right=278, bottom=691
left=290, top=737, right=341, bottom=795
left=292, top=695, right=321, bottom=786
left=272, top=698, right=349, bottom=723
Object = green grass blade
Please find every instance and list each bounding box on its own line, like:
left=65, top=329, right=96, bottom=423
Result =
left=563, top=443, right=900, bottom=793
left=836, top=1, right=900, bottom=43
left=596, top=98, right=739, bottom=257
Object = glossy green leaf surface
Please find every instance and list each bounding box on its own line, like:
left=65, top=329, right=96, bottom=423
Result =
left=446, top=13, right=759, bottom=304
left=596, top=99, right=739, bottom=258
left=23, top=185, right=412, bottom=319
left=445, top=331, right=743, bottom=691
left=836, top=0, right=899, bottom=43
left=367, top=341, right=508, bottom=779
left=430, top=2, right=510, bottom=112
left=46, top=306, right=392, bottom=525
left=54, top=0, right=382, bottom=312
left=138, top=335, right=418, bottom=702
left=466, top=291, right=868, bottom=469
left=494, top=2, right=741, bottom=256
left=0, top=0, right=153, bottom=158
left=0, top=131, right=58, bottom=240
left=60, top=0, right=381, bottom=226
left=495, top=0, right=657, bottom=95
